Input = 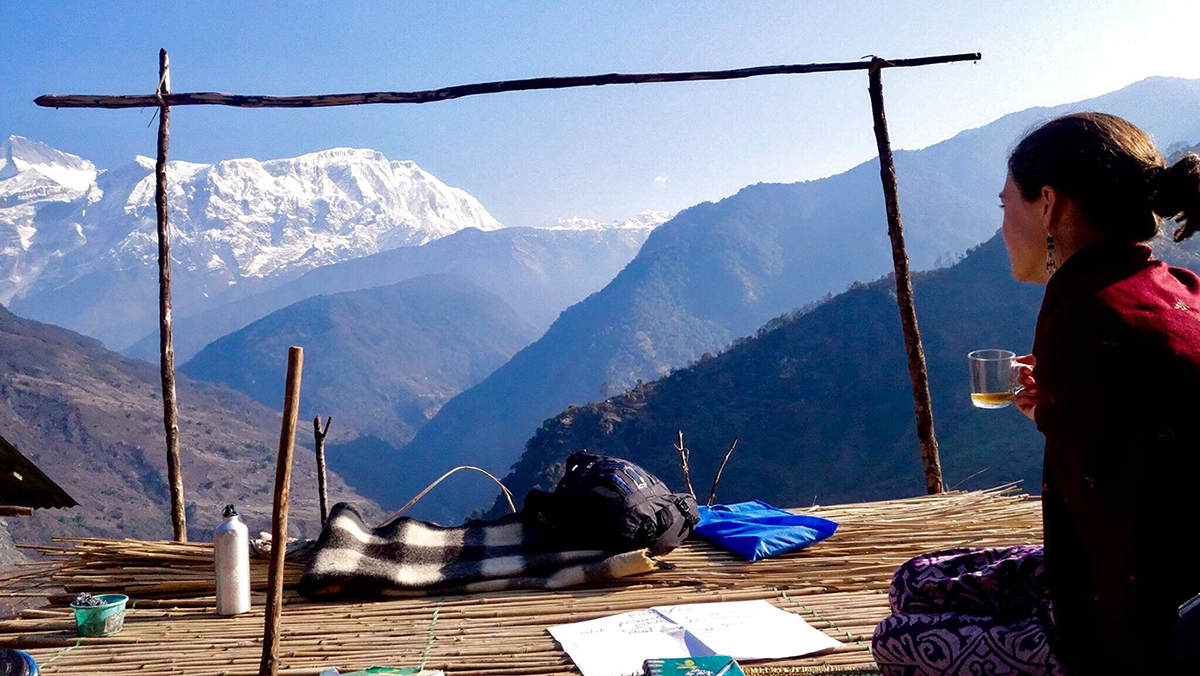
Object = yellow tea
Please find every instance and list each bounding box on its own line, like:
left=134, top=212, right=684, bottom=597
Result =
left=971, top=391, right=1014, bottom=409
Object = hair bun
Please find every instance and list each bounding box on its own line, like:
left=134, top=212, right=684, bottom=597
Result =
left=1151, top=153, right=1200, bottom=242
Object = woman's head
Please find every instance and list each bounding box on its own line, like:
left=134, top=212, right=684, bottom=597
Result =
left=1000, top=112, right=1200, bottom=282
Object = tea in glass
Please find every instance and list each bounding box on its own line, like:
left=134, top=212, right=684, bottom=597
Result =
left=968, top=349, right=1018, bottom=409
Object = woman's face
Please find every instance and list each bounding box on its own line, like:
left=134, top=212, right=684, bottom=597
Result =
left=1000, top=172, right=1049, bottom=283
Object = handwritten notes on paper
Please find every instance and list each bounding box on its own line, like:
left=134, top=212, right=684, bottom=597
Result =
left=548, top=600, right=842, bottom=676
left=655, top=600, right=843, bottom=660
left=548, top=609, right=703, bottom=676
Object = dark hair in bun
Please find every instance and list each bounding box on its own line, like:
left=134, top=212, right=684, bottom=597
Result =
left=1008, top=112, right=1200, bottom=242
left=1151, top=153, right=1200, bottom=241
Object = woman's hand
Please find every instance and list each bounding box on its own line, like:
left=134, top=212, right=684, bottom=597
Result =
left=1014, top=354, right=1038, bottom=421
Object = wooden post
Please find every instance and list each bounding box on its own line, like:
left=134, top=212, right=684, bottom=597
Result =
left=867, top=60, right=944, bottom=495
left=155, top=48, right=187, bottom=540
left=313, top=415, right=331, bottom=524
left=260, top=346, right=304, bottom=676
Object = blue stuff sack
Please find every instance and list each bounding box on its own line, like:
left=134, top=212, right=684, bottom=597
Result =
left=695, top=500, right=838, bottom=562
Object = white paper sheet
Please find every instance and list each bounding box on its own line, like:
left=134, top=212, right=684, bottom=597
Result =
left=654, top=600, right=843, bottom=660
left=549, top=608, right=711, bottom=676
left=548, top=600, right=841, bottom=676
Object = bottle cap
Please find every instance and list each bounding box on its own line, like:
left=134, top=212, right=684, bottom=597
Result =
left=223, top=504, right=237, bottom=518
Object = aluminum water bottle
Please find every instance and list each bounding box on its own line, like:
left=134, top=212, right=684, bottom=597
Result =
left=213, top=504, right=250, bottom=615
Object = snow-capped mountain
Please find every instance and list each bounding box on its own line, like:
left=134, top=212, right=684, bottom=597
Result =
left=544, top=210, right=671, bottom=232
left=1, top=137, right=502, bottom=348
left=0, top=137, right=98, bottom=300
left=0, top=135, right=96, bottom=194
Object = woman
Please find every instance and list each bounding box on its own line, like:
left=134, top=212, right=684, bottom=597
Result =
left=873, top=113, right=1200, bottom=675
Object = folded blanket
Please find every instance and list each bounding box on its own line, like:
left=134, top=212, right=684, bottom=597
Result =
left=299, top=503, right=662, bottom=598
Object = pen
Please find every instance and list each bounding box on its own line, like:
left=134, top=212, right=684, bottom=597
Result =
left=713, top=660, right=735, bottom=676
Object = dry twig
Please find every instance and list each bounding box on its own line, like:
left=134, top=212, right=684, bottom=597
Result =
left=706, top=437, right=739, bottom=506
left=312, top=415, right=332, bottom=524
left=377, top=466, right=516, bottom=527
left=674, top=430, right=696, bottom=498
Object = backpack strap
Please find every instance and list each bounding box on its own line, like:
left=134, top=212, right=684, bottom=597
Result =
left=675, top=495, right=700, bottom=526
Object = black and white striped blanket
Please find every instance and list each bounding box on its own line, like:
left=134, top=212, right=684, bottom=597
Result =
left=298, top=503, right=661, bottom=598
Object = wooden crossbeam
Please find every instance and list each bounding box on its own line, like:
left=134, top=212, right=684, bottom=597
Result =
left=35, top=53, right=979, bottom=109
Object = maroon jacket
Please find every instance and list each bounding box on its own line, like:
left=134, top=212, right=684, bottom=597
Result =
left=1033, top=241, right=1200, bottom=672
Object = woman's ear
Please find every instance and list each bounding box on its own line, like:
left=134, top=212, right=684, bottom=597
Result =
left=1040, top=185, right=1061, bottom=236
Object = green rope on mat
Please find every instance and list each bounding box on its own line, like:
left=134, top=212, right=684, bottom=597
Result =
left=41, top=638, right=83, bottom=667
left=774, top=587, right=866, bottom=651
left=417, top=596, right=443, bottom=671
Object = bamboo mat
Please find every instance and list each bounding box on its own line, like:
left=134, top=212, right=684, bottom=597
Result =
left=0, top=487, right=1041, bottom=675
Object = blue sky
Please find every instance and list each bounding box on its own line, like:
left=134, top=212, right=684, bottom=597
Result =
left=2, top=1, right=1198, bottom=226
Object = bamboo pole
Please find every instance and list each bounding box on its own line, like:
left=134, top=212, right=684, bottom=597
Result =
left=866, top=59, right=943, bottom=495
left=313, top=415, right=331, bottom=524
left=34, top=53, right=980, bottom=110
left=260, top=346, right=304, bottom=676
left=154, top=48, right=188, bottom=540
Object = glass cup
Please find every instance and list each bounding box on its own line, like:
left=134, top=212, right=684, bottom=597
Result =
left=968, top=349, right=1021, bottom=409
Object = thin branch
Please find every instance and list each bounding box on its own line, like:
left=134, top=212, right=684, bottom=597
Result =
left=949, top=467, right=991, bottom=492
left=705, top=437, right=739, bottom=506
left=35, top=53, right=980, bottom=110
left=312, top=415, right=332, bottom=525
left=674, top=430, right=696, bottom=498
left=377, top=466, right=516, bottom=527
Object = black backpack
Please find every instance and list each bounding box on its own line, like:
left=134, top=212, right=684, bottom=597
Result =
left=523, top=451, right=700, bottom=556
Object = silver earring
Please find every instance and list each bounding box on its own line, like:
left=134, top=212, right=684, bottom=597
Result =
left=1046, top=235, right=1057, bottom=275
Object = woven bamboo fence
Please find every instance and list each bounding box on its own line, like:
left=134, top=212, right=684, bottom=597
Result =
left=0, top=487, right=1041, bottom=675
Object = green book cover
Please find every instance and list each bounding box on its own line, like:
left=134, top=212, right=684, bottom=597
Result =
left=642, top=656, right=744, bottom=676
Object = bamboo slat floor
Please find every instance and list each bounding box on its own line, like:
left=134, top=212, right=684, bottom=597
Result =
left=0, top=487, right=1041, bottom=675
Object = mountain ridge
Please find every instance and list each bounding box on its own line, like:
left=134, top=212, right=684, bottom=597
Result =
left=181, top=274, right=538, bottom=447
left=385, top=75, right=1200, bottom=522
left=130, top=220, right=662, bottom=363
left=0, top=303, right=379, bottom=560
left=489, top=229, right=1200, bottom=516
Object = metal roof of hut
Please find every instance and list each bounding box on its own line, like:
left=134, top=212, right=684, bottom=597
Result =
left=0, top=431, right=77, bottom=516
